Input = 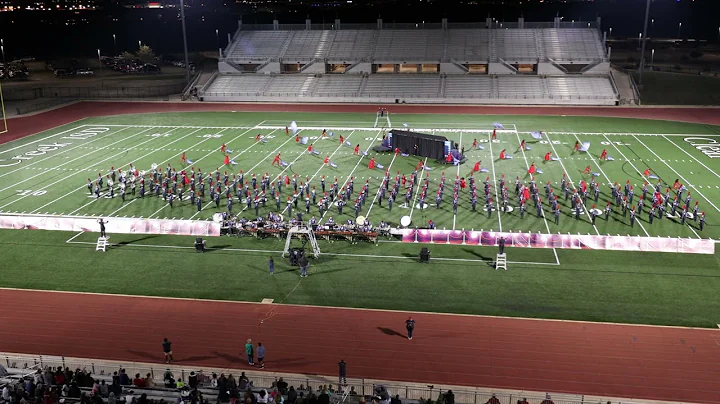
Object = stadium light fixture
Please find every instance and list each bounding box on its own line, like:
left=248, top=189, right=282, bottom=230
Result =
left=638, top=0, right=651, bottom=85
left=179, top=0, right=191, bottom=83
left=112, top=34, right=116, bottom=55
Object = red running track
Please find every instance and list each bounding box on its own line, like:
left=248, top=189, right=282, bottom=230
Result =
left=0, top=289, right=718, bottom=403
left=2, top=101, right=720, bottom=146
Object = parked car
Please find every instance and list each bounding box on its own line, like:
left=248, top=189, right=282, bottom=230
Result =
left=75, top=68, right=94, bottom=76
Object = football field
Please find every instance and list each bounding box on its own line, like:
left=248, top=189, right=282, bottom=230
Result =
left=1, top=110, right=720, bottom=328
left=1, top=111, right=720, bottom=240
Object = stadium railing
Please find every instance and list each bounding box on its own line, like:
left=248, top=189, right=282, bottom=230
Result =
left=15, top=98, right=76, bottom=115
left=0, top=353, right=665, bottom=404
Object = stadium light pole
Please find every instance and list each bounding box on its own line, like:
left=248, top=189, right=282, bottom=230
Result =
left=638, top=0, right=651, bottom=86
left=0, top=39, right=4, bottom=63
left=651, top=48, right=655, bottom=66
left=678, top=22, right=682, bottom=38
left=215, top=29, right=219, bottom=52
left=112, top=34, right=117, bottom=55
left=97, top=49, right=102, bottom=74
left=179, top=0, right=191, bottom=83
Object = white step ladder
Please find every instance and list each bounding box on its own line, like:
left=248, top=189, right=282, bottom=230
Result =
left=373, top=113, right=392, bottom=128
left=96, top=237, right=109, bottom=252
left=495, top=253, right=507, bottom=270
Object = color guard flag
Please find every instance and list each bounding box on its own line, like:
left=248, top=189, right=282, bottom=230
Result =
left=311, top=150, right=320, bottom=155
left=504, top=155, right=513, bottom=159
left=493, top=123, right=505, bottom=129
left=344, top=140, right=352, bottom=147
left=551, top=157, right=560, bottom=161
left=536, top=169, right=544, bottom=174
left=592, top=172, right=600, bottom=177
left=330, top=162, right=338, bottom=168
left=226, top=149, right=233, bottom=154
left=401, top=153, right=410, bottom=157
left=480, top=168, right=489, bottom=173
left=361, top=151, right=368, bottom=156
left=649, top=174, right=659, bottom=179
left=290, top=121, right=298, bottom=135
left=280, top=160, right=289, bottom=167
left=579, top=142, right=591, bottom=152
left=403, top=123, right=408, bottom=127
left=328, top=131, right=335, bottom=137
left=230, top=159, right=238, bottom=165
left=260, top=138, right=268, bottom=143
left=607, top=156, right=615, bottom=161
left=530, top=131, right=543, bottom=140
left=525, top=146, right=532, bottom=150
left=300, top=137, right=309, bottom=145
left=186, top=159, right=194, bottom=165
left=424, top=165, right=433, bottom=171
left=377, top=164, right=385, bottom=169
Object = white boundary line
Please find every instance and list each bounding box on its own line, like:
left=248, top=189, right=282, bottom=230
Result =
left=88, top=124, right=720, bottom=137
left=573, top=134, right=651, bottom=237
left=451, top=132, right=463, bottom=230
left=28, top=127, right=208, bottom=215
left=408, top=157, right=429, bottom=225
left=0, top=126, right=131, bottom=181
left=4, top=281, right=713, bottom=331
left=0, top=122, right=88, bottom=156
left=633, top=135, right=720, bottom=215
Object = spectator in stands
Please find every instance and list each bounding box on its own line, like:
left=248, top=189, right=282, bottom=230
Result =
left=2, top=384, right=10, bottom=402
left=108, top=392, right=117, bottom=404
left=119, top=369, right=131, bottom=385
left=258, top=390, right=269, bottom=404
left=318, top=389, right=330, bottom=404
left=134, top=373, right=146, bottom=388
left=294, top=392, right=304, bottom=404
left=287, top=386, right=297, bottom=404
left=138, top=393, right=149, bottom=404
left=145, top=373, right=156, bottom=389
left=188, top=372, right=198, bottom=389
left=43, top=368, right=54, bottom=386
left=163, top=369, right=175, bottom=388
left=486, top=395, right=500, bottom=404
left=390, top=395, right=401, bottom=404
left=228, top=374, right=238, bottom=389
left=99, top=380, right=109, bottom=397
left=277, top=378, right=288, bottom=394
left=68, top=382, right=82, bottom=398
left=348, top=387, right=356, bottom=396
left=54, top=368, right=66, bottom=386
left=445, top=390, right=454, bottom=404
left=540, top=395, right=554, bottom=404
left=91, top=391, right=104, bottom=404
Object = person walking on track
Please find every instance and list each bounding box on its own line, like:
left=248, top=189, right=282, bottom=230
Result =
left=406, top=317, right=415, bottom=340
left=244, top=339, right=254, bottom=366
left=162, top=338, right=173, bottom=363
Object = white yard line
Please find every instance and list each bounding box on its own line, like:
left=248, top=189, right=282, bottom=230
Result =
left=319, top=128, right=386, bottom=223
left=24, top=127, right=208, bottom=214
left=486, top=132, right=503, bottom=232
left=0, top=126, right=133, bottom=181
left=0, top=123, right=87, bottom=156
left=145, top=124, right=270, bottom=219
left=107, top=199, right=137, bottom=217
left=364, top=152, right=398, bottom=222
left=632, top=135, right=720, bottom=215
left=573, top=134, right=651, bottom=237
left=543, top=131, right=600, bottom=235
left=451, top=132, right=463, bottom=231
left=191, top=127, right=297, bottom=219
left=0, top=127, right=155, bottom=197
left=409, top=157, right=429, bottom=225
left=279, top=130, right=357, bottom=216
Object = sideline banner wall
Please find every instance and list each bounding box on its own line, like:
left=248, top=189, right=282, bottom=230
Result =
left=0, top=214, right=220, bottom=237
left=399, top=229, right=714, bottom=255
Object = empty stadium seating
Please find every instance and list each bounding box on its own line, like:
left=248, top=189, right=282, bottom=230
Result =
left=209, top=25, right=617, bottom=105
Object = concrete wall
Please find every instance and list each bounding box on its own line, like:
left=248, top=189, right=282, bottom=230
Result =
left=582, top=61, right=611, bottom=75
left=345, top=63, right=372, bottom=74
left=440, top=63, right=468, bottom=74
left=537, top=63, right=566, bottom=75
left=257, top=62, right=281, bottom=74
left=488, top=63, right=516, bottom=75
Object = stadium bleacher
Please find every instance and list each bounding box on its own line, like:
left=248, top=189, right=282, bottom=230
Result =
left=206, top=23, right=617, bottom=105
left=0, top=353, right=659, bottom=404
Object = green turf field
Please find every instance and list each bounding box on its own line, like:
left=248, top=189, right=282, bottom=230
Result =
left=1, top=111, right=720, bottom=327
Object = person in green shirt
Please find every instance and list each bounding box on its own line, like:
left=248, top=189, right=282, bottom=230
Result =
left=244, top=339, right=254, bottom=366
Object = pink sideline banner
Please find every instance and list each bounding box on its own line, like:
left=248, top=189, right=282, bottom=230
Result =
left=0, top=214, right=220, bottom=237
left=400, top=229, right=715, bottom=255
